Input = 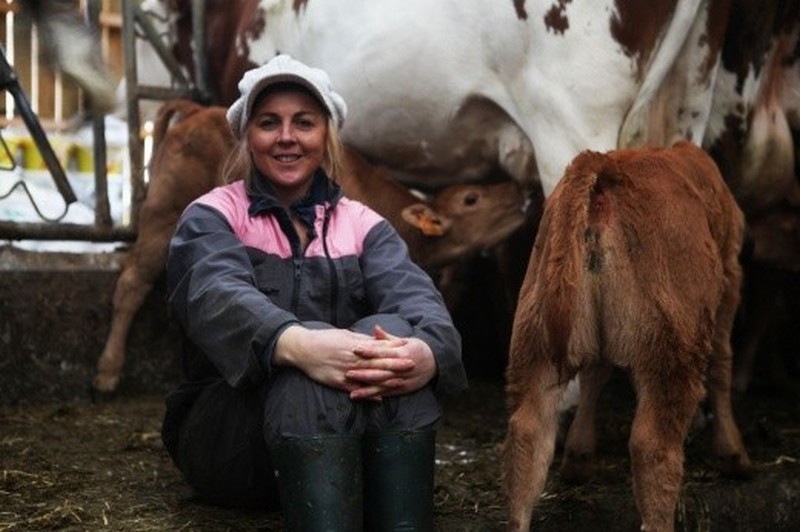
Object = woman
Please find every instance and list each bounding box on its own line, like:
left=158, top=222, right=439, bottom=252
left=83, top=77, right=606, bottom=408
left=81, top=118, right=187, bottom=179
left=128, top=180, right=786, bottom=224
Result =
left=161, top=54, right=468, bottom=530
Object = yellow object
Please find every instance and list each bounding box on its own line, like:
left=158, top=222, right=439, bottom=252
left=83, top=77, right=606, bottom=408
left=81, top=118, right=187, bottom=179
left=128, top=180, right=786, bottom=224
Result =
left=0, top=133, right=123, bottom=175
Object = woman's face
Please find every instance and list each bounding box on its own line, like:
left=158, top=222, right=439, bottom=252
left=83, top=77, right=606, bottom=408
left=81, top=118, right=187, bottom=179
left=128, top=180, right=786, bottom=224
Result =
left=247, top=89, right=328, bottom=205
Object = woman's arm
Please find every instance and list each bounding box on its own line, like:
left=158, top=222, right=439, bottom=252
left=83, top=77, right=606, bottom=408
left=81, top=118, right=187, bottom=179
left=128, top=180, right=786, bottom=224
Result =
left=168, top=204, right=301, bottom=388
left=347, top=222, right=469, bottom=397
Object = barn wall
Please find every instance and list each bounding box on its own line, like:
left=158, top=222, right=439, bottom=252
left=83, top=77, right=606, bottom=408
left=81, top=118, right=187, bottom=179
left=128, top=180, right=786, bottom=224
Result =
left=0, top=246, right=182, bottom=406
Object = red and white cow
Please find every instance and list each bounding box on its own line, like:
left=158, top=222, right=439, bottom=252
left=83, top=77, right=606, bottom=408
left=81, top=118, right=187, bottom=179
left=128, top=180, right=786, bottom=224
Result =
left=92, top=99, right=529, bottom=393
left=135, top=0, right=729, bottom=195
left=703, top=0, right=800, bottom=238
left=502, top=142, right=753, bottom=532
left=701, top=0, right=800, bottom=390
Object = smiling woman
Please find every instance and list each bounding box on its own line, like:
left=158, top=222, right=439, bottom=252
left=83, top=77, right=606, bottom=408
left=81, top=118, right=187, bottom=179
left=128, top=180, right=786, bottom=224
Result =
left=244, top=85, right=329, bottom=206
left=161, top=54, right=468, bottom=530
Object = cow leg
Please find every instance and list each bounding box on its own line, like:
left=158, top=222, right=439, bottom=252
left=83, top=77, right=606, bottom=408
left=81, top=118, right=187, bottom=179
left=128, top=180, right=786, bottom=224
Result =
left=707, top=351, right=753, bottom=478
left=709, top=265, right=754, bottom=477
left=560, top=362, right=613, bottom=483
left=629, top=365, right=702, bottom=532
left=732, top=261, right=778, bottom=392
left=93, top=216, right=174, bottom=393
left=503, top=363, right=565, bottom=532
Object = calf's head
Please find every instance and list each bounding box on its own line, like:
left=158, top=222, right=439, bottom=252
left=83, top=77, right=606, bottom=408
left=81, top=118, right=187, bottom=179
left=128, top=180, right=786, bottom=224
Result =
left=402, top=181, right=533, bottom=270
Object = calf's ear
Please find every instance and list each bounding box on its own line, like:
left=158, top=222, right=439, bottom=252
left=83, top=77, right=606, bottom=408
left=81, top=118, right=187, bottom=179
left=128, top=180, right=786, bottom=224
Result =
left=401, top=204, right=452, bottom=236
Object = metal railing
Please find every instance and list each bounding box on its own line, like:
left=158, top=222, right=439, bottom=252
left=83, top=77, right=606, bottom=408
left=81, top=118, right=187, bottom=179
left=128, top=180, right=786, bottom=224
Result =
left=121, top=0, right=207, bottom=231
left=0, top=0, right=208, bottom=244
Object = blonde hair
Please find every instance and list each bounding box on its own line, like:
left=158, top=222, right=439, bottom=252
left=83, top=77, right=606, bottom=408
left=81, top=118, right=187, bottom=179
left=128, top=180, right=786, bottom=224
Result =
left=222, top=116, right=344, bottom=187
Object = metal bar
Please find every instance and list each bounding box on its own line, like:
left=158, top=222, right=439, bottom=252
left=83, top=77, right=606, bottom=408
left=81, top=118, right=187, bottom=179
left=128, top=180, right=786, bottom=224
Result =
left=191, top=0, right=210, bottom=103
left=0, top=45, right=77, bottom=205
left=4, top=6, right=13, bottom=121
left=87, top=0, right=112, bottom=229
left=92, top=114, right=111, bottom=227
left=135, top=84, right=192, bottom=101
left=134, top=2, right=191, bottom=88
left=122, top=0, right=144, bottom=230
left=0, top=220, right=136, bottom=241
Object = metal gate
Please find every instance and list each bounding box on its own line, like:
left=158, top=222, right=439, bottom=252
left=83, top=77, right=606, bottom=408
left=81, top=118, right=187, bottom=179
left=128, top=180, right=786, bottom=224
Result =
left=0, top=0, right=207, bottom=245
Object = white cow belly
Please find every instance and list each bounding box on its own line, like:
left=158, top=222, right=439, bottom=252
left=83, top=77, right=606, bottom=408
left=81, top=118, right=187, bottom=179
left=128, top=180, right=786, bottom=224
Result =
left=244, top=0, right=642, bottom=193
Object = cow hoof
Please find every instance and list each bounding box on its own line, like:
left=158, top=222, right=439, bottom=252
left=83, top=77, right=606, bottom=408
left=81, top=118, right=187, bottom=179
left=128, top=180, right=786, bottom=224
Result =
left=560, top=451, right=594, bottom=484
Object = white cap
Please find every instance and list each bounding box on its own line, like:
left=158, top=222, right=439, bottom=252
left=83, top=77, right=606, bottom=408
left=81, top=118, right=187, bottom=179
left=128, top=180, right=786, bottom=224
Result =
left=226, top=54, right=347, bottom=139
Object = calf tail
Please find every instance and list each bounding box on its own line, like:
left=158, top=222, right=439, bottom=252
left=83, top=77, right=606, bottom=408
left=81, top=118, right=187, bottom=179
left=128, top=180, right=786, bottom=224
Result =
left=539, top=151, right=617, bottom=376
left=151, top=99, right=205, bottom=147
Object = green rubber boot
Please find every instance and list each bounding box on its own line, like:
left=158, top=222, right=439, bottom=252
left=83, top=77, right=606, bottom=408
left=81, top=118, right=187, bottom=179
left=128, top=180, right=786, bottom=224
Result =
left=270, top=434, right=363, bottom=532
left=363, top=430, right=436, bottom=532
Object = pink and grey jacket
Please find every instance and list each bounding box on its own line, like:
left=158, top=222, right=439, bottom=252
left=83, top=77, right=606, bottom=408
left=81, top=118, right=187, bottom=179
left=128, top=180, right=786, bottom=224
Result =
left=166, top=170, right=467, bottom=395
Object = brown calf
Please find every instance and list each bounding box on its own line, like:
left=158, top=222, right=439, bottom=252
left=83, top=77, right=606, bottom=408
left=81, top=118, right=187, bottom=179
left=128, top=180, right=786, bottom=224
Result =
left=338, top=147, right=528, bottom=273
left=92, top=100, right=234, bottom=393
left=93, top=100, right=528, bottom=393
left=502, top=142, right=753, bottom=532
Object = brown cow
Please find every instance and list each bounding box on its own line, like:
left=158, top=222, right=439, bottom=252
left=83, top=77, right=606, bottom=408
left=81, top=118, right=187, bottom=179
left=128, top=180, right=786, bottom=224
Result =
left=92, top=99, right=529, bottom=393
left=502, top=142, right=752, bottom=532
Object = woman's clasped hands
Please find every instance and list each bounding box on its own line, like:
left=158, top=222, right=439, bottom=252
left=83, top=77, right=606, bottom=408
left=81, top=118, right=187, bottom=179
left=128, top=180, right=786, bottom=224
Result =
left=274, top=324, right=437, bottom=401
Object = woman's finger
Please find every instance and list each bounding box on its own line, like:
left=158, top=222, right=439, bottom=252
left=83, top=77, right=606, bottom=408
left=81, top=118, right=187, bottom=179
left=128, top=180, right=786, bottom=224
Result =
left=353, top=341, right=408, bottom=359
left=346, top=367, right=402, bottom=382
left=373, top=324, right=400, bottom=341
left=349, top=385, right=384, bottom=401
left=354, top=358, right=414, bottom=374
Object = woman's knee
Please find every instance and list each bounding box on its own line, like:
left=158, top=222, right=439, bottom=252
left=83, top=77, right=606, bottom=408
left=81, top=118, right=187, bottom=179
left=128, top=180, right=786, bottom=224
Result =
left=368, top=386, right=442, bottom=432
left=263, top=369, right=364, bottom=443
left=350, top=314, right=414, bottom=337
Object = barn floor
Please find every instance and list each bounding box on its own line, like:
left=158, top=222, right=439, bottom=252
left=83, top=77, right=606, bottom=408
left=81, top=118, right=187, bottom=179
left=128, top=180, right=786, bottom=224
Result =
left=1, top=247, right=799, bottom=530
left=2, top=375, right=799, bottom=531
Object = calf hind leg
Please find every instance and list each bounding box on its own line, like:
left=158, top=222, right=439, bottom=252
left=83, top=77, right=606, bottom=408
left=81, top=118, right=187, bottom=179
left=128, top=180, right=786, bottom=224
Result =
left=92, top=257, right=156, bottom=393
left=92, top=219, right=173, bottom=394
left=503, top=364, right=565, bottom=532
left=560, top=363, right=614, bottom=483
left=629, top=366, right=703, bottom=532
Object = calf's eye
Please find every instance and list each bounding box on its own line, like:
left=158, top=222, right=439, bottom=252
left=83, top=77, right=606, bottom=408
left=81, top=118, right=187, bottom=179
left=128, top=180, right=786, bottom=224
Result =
left=464, top=192, right=479, bottom=206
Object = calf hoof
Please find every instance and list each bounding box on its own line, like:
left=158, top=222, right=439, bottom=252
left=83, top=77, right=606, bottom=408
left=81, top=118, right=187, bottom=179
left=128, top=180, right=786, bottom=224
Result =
left=89, top=376, right=120, bottom=403
left=717, top=453, right=755, bottom=480
left=92, top=373, right=120, bottom=394
left=560, top=451, right=594, bottom=484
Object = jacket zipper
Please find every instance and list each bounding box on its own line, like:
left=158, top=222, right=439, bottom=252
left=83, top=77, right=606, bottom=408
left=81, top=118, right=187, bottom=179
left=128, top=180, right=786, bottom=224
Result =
left=322, top=209, right=339, bottom=325
left=287, top=213, right=303, bottom=315
left=290, top=256, right=302, bottom=315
